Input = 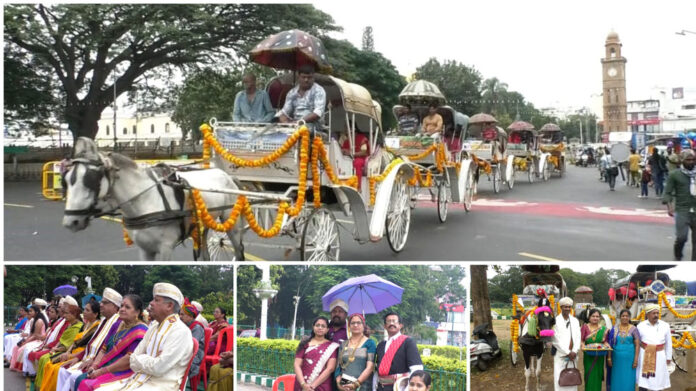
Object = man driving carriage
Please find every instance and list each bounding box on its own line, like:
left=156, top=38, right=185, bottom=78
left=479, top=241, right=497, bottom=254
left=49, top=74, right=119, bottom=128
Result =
left=397, top=104, right=419, bottom=135
left=279, top=64, right=327, bottom=133
left=422, top=103, right=443, bottom=136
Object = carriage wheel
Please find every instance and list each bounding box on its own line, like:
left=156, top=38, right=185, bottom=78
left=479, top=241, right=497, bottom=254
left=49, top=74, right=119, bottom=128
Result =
left=507, top=167, right=515, bottom=190
left=463, top=167, right=475, bottom=212
left=437, top=182, right=448, bottom=223
left=673, top=343, right=688, bottom=372
left=559, top=157, right=565, bottom=177
left=386, top=175, right=411, bottom=252
left=492, top=166, right=501, bottom=193
left=510, top=341, right=518, bottom=366
left=543, top=161, right=551, bottom=181
left=528, top=160, right=535, bottom=183
left=300, top=207, right=340, bottom=261
left=202, top=229, right=240, bottom=261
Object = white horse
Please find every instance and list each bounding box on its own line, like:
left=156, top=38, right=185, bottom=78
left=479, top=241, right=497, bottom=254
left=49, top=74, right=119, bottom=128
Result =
left=62, top=137, right=243, bottom=261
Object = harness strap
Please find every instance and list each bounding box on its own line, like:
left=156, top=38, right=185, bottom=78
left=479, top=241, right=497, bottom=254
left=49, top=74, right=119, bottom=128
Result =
left=147, top=169, right=174, bottom=212
left=123, top=210, right=190, bottom=230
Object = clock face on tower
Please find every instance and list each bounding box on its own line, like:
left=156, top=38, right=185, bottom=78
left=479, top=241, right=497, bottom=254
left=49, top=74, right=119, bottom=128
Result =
left=607, top=67, right=617, bottom=77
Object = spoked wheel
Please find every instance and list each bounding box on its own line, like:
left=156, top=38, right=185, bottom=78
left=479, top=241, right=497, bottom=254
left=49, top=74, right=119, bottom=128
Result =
left=528, top=160, right=535, bottom=183
left=437, top=182, right=448, bottom=223
left=510, top=340, right=518, bottom=366
left=300, top=207, right=340, bottom=261
left=386, top=175, right=411, bottom=252
left=202, top=229, right=241, bottom=261
left=492, top=165, right=501, bottom=193
left=463, top=168, right=475, bottom=212
left=543, top=160, right=551, bottom=181
left=673, top=343, right=688, bottom=372
left=507, top=167, right=515, bottom=190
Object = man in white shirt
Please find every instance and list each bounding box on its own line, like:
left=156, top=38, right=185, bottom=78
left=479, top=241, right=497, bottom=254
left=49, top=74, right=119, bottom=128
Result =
left=636, top=304, right=672, bottom=391
left=551, top=297, right=582, bottom=391
left=98, top=282, right=193, bottom=391
left=374, top=312, right=423, bottom=391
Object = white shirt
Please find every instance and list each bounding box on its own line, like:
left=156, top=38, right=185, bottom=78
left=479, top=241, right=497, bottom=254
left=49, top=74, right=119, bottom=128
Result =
left=552, top=314, right=581, bottom=356
left=636, top=319, right=672, bottom=390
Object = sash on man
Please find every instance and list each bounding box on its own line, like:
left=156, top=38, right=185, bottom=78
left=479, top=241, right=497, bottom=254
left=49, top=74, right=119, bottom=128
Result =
left=636, top=304, right=672, bottom=391
left=374, top=313, right=423, bottom=391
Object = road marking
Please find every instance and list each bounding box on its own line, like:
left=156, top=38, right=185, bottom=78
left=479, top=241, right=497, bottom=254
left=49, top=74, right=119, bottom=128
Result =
left=4, top=203, right=34, bottom=208
left=100, top=216, right=123, bottom=223
left=518, top=252, right=564, bottom=262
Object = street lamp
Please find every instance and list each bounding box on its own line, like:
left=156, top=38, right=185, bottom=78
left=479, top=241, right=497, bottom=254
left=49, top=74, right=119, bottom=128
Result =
left=291, top=295, right=301, bottom=340
left=253, top=265, right=278, bottom=341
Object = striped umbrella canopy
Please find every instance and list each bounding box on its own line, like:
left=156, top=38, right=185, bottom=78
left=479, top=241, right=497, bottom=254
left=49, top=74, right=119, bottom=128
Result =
left=249, top=29, right=332, bottom=74
left=507, top=120, right=535, bottom=131
left=399, top=80, right=446, bottom=105
left=540, top=123, right=561, bottom=131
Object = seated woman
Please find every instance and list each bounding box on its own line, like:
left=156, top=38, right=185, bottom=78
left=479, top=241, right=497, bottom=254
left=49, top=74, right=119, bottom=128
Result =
left=339, top=129, right=370, bottom=189
left=74, top=294, right=148, bottom=391
left=8, top=305, right=47, bottom=369
left=207, top=307, right=230, bottom=355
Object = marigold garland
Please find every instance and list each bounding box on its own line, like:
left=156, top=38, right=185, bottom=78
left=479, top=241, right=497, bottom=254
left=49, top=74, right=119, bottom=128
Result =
left=547, top=155, right=559, bottom=169
left=242, top=200, right=289, bottom=238
left=407, top=167, right=433, bottom=188
left=368, top=159, right=404, bottom=205
left=121, top=222, right=133, bottom=246
left=513, top=157, right=528, bottom=171
left=658, top=292, right=696, bottom=319
left=471, top=154, right=492, bottom=174
left=405, top=145, right=437, bottom=161
left=632, top=310, right=646, bottom=322
left=202, top=138, right=211, bottom=169
left=672, top=331, right=696, bottom=349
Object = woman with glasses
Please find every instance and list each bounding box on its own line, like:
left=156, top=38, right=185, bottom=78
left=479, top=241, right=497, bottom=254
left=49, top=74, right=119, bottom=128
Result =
left=294, top=316, right=339, bottom=391
left=607, top=309, right=640, bottom=391
left=335, top=314, right=376, bottom=391
left=580, top=309, right=610, bottom=391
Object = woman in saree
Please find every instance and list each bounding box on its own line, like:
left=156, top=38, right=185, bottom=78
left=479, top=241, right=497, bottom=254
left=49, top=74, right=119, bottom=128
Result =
left=74, top=295, right=147, bottom=391
left=5, top=305, right=38, bottom=363
left=207, top=307, right=230, bottom=354
left=39, top=300, right=101, bottom=391
left=33, top=298, right=84, bottom=385
left=294, top=316, right=339, bottom=391
left=9, top=305, right=49, bottom=371
left=580, top=308, right=610, bottom=391
left=335, top=314, right=375, bottom=391
left=607, top=309, right=640, bottom=391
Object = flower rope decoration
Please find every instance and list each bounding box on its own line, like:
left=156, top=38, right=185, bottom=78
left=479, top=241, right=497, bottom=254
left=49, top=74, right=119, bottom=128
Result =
left=511, top=294, right=523, bottom=352
left=547, top=155, right=559, bottom=169
left=201, top=138, right=211, bottom=169
left=471, top=154, right=491, bottom=175
left=672, top=331, right=696, bottom=349
left=404, top=145, right=437, bottom=161
left=121, top=222, right=133, bottom=246
left=632, top=310, right=646, bottom=322
left=368, top=158, right=404, bottom=205
left=658, top=292, right=696, bottom=319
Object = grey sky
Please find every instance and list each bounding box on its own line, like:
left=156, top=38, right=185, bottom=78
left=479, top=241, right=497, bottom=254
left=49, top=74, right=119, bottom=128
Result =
left=488, top=264, right=694, bottom=281
left=315, top=0, right=696, bottom=109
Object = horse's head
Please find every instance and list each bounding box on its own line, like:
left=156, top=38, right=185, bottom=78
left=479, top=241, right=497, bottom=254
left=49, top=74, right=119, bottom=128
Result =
left=62, top=137, right=113, bottom=231
left=535, top=298, right=555, bottom=341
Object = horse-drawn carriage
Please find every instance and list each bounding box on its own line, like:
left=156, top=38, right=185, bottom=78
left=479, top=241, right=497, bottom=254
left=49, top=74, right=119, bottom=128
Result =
left=506, top=121, right=541, bottom=183
left=462, top=113, right=515, bottom=193
left=538, top=123, right=566, bottom=178
left=385, top=80, right=475, bottom=222
left=608, top=266, right=696, bottom=372
left=61, top=30, right=416, bottom=261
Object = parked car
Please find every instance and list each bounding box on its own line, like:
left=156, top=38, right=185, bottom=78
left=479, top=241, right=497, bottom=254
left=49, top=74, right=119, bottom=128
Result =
left=238, top=329, right=259, bottom=338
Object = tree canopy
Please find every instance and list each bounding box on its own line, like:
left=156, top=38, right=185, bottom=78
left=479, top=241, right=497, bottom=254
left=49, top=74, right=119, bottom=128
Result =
left=3, top=3, right=339, bottom=139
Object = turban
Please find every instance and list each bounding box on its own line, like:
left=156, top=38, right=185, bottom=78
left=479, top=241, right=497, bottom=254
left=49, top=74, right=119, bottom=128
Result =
left=64, top=295, right=79, bottom=307
left=182, top=303, right=199, bottom=318
left=191, top=301, right=204, bottom=312
left=153, top=282, right=184, bottom=306
left=102, top=288, right=123, bottom=307
left=559, top=297, right=573, bottom=307
left=34, top=298, right=48, bottom=307
left=644, top=304, right=660, bottom=314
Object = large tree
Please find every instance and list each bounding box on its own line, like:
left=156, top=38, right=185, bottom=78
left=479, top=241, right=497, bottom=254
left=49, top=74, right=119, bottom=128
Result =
left=4, top=4, right=338, bottom=139
left=414, top=58, right=483, bottom=116
left=471, top=265, right=493, bottom=331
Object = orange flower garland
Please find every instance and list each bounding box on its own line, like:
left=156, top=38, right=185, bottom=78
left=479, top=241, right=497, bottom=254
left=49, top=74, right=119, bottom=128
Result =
left=405, top=145, right=437, bottom=161
left=658, top=292, right=696, bottom=319
left=121, top=222, right=133, bottom=246
left=672, top=332, right=696, bottom=349
left=368, top=159, right=404, bottom=205
left=242, top=200, right=289, bottom=238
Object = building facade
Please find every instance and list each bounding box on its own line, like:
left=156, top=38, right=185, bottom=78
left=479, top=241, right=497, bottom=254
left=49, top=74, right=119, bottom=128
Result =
left=601, top=31, right=628, bottom=135
left=95, top=112, right=184, bottom=148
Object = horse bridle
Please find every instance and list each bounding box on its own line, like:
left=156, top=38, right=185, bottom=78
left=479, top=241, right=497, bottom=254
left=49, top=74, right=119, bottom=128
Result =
left=62, top=156, right=114, bottom=218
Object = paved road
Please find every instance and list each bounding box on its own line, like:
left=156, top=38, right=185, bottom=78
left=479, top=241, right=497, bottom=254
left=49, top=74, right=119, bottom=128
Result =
left=4, top=165, right=675, bottom=261
left=4, top=367, right=30, bottom=391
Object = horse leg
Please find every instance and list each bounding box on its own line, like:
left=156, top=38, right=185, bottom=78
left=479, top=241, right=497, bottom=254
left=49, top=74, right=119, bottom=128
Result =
left=535, top=355, right=542, bottom=391
left=139, top=248, right=157, bottom=261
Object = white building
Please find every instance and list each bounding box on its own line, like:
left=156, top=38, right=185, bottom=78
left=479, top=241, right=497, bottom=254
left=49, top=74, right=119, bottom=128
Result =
left=95, top=111, right=185, bottom=148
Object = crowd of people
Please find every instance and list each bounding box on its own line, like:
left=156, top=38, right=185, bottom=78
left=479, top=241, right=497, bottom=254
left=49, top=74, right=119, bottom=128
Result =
left=551, top=297, right=673, bottom=391
left=4, top=284, right=233, bottom=391
left=291, top=299, right=430, bottom=391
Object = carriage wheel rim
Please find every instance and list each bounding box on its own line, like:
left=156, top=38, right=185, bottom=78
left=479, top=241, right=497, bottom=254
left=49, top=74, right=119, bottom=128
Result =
left=528, top=162, right=534, bottom=183
left=206, top=230, right=236, bottom=261
left=387, top=178, right=410, bottom=251
left=464, top=171, right=473, bottom=211
left=437, top=183, right=448, bottom=222
left=302, top=208, right=340, bottom=261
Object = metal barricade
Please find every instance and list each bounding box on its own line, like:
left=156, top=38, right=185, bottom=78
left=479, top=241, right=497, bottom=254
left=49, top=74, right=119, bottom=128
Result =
left=42, top=161, right=63, bottom=200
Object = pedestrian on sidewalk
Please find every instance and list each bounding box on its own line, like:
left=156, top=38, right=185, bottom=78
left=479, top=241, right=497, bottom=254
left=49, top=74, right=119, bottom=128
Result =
left=666, top=142, right=681, bottom=174
left=639, top=163, right=651, bottom=198
left=628, top=149, right=641, bottom=187
left=662, top=149, right=696, bottom=261
left=649, top=148, right=667, bottom=197
left=601, top=147, right=619, bottom=191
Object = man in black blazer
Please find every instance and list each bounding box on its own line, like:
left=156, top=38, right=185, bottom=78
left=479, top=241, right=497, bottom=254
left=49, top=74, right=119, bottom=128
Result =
left=375, top=312, right=423, bottom=391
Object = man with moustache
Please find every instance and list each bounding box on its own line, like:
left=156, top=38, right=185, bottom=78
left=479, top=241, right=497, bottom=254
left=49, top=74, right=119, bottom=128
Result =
left=327, top=299, right=348, bottom=344
left=636, top=304, right=672, bottom=390
left=374, top=312, right=423, bottom=391
left=551, top=297, right=581, bottom=391
left=663, top=149, right=696, bottom=260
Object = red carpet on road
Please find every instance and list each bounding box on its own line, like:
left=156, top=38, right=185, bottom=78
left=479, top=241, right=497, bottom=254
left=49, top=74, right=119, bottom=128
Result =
left=417, top=198, right=672, bottom=225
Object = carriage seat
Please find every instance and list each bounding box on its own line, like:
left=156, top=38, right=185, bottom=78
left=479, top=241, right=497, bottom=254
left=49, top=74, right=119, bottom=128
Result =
left=267, top=78, right=293, bottom=109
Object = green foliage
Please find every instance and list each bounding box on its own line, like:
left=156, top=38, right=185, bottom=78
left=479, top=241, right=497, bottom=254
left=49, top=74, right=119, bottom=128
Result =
left=236, top=265, right=283, bottom=324
left=422, top=355, right=466, bottom=373
left=198, top=291, right=234, bottom=319
left=415, top=58, right=483, bottom=117
left=417, top=344, right=465, bottom=360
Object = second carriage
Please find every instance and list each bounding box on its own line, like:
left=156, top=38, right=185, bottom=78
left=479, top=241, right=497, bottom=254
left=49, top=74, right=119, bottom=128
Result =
left=538, top=123, right=566, bottom=177
left=462, top=113, right=515, bottom=193
left=202, top=73, right=415, bottom=261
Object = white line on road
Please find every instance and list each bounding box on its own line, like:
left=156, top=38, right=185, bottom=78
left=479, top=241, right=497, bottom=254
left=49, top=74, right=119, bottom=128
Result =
left=4, top=203, right=34, bottom=208
left=518, top=252, right=564, bottom=262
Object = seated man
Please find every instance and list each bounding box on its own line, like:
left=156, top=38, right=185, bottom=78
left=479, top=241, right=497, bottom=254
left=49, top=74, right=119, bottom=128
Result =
left=279, top=64, right=327, bottom=132
left=97, top=283, right=193, bottom=391
left=232, top=72, right=275, bottom=123
left=397, top=104, right=419, bottom=135
left=422, top=104, right=443, bottom=136
left=339, top=129, right=370, bottom=189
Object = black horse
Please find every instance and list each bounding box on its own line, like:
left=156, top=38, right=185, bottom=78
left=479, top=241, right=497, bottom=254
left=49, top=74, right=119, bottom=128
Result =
left=517, top=298, right=556, bottom=391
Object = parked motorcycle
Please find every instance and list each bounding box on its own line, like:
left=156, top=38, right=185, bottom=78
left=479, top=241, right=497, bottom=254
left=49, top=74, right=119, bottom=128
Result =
left=470, top=323, right=501, bottom=371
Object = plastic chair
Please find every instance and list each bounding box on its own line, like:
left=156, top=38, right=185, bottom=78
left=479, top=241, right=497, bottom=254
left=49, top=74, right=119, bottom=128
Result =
left=180, top=337, right=199, bottom=391
left=202, top=325, right=234, bottom=389
left=189, top=328, right=212, bottom=391
left=272, top=374, right=296, bottom=391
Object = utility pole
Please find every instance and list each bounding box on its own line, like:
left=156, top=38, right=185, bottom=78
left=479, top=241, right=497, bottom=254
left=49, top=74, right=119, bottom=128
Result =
left=291, top=296, right=300, bottom=340
left=579, top=120, right=584, bottom=144
left=113, top=73, right=117, bottom=151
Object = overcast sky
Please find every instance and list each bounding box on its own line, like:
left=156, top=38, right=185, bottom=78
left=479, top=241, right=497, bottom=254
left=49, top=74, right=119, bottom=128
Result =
left=487, top=263, right=695, bottom=280
left=315, top=0, right=696, bottom=109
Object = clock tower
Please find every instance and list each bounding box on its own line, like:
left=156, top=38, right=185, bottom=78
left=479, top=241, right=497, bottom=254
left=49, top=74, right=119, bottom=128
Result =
left=601, top=30, right=627, bottom=134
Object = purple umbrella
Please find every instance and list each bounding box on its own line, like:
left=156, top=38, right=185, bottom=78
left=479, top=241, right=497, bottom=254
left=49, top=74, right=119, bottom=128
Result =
left=53, top=284, right=78, bottom=296
left=322, top=274, right=403, bottom=315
